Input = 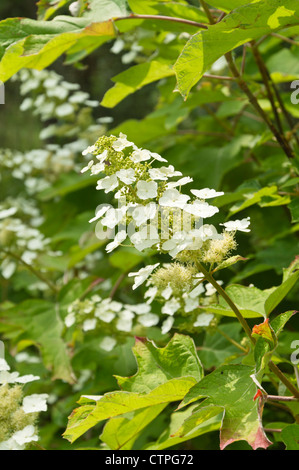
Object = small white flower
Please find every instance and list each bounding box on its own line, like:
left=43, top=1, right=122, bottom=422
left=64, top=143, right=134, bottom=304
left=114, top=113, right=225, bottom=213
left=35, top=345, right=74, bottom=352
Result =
left=138, top=313, right=159, bottom=327
left=95, top=309, right=115, bottom=323
left=82, top=318, right=97, bottom=331
left=22, top=394, right=49, bottom=414
left=205, top=281, right=223, bottom=296
left=116, top=168, right=136, bottom=184
left=189, top=282, right=205, bottom=298
left=137, top=180, right=158, bottom=200
left=184, top=201, right=219, bottom=218
left=99, top=336, right=117, bottom=352
left=116, top=310, right=134, bottom=332
left=130, top=148, right=152, bottom=163
left=65, top=312, right=76, bottom=327
left=220, top=217, right=251, bottom=232
left=162, top=231, right=192, bottom=257
left=130, top=226, right=159, bottom=252
left=149, top=165, right=182, bottom=181
left=125, top=303, right=151, bottom=314
left=96, top=149, right=109, bottom=163
left=150, top=152, right=168, bottom=163
left=105, top=230, right=127, bottom=253
left=161, top=297, right=181, bottom=316
left=81, top=160, right=94, bottom=173
left=166, top=177, right=193, bottom=189
left=183, top=295, right=199, bottom=312
left=144, top=286, right=158, bottom=304
left=161, top=316, right=174, bottom=334
left=112, top=133, right=134, bottom=152
left=0, top=358, right=10, bottom=372
left=89, top=204, right=111, bottom=224
left=0, top=207, right=18, bottom=219
left=90, top=162, right=105, bottom=175
left=191, top=188, right=224, bottom=199
left=194, top=313, right=214, bottom=327
left=0, top=437, right=24, bottom=450
left=96, top=174, right=119, bottom=193
left=128, top=263, right=159, bottom=290
left=82, top=145, right=97, bottom=156
left=0, top=370, right=20, bottom=385
left=159, top=189, right=190, bottom=209
left=16, top=374, right=40, bottom=384
left=132, top=203, right=157, bottom=226
left=161, top=285, right=173, bottom=300
left=12, top=425, right=38, bottom=446
left=198, top=224, right=222, bottom=241
left=101, top=207, right=127, bottom=229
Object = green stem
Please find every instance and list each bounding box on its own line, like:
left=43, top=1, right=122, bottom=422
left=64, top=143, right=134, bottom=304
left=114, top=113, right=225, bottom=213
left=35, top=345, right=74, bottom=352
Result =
left=216, top=326, right=248, bottom=353
left=196, top=261, right=299, bottom=398
left=268, top=361, right=299, bottom=399
left=197, top=261, right=254, bottom=342
left=2, top=249, right=58, bottom=294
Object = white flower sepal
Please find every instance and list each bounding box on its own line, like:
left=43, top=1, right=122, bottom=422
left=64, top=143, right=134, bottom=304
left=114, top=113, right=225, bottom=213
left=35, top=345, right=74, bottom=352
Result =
left=190, top=188, right=224, bottom=199
left=128, top=263, right=159, bottom=290
left=105, top=230, right=127, bottom=253
left=22, top=394, right=49, bottom=414
left=136, top=180, right=158, bottom=200
left=220, top=217, right=250, bottom=233
left=159, top=188, right=190, bottom=209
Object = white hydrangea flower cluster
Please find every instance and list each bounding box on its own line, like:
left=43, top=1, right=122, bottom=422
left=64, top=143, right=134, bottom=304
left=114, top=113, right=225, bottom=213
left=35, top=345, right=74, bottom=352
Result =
left=0, top=203, right=55, bottom=280
left=81, top=134, right=251, bottom=333
left=64, top=294, right=161, bottom=348
left=128, top=263, right=224, bottom=333
left=84, top=133, right=250, bottom=261
left=1, top=69, right=113, bottom=194
left=0, top=357, right=49, bottom=450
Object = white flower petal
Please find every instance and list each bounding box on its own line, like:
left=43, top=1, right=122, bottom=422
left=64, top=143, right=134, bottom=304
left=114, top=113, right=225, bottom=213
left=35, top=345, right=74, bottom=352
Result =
left=191, top=188, right=224, bottom=199
left=220, top=217, right=251, bottom=232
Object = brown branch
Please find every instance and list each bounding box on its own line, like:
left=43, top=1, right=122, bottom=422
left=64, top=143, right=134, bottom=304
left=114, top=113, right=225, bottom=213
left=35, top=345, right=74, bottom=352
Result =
left=114, top=14, right=209, bottom=30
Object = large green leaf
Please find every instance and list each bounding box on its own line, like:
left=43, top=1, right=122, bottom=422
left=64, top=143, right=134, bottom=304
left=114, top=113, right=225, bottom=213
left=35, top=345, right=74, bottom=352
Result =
left=37, top=0, right=71, bottom=20
left=115, top=334, right=204, bottom=393
left=206, top=0, right=258, bottom=13
left=101, top=61, right=175, bottom=108
left=174, top=0, right=299, bottom=98
left=265, top=271, right=299, bottom=315
left=178, top=364, right=272, bottom=450
left=144, top=403, right=222, bottom=450
left=0, top=300, right=74, bottom=383
left=200, top=284, right=275, bottom=318
left=82, top=0, right=128, bottom=21
left=63, top=376, right=196, bottom=443
left=99, top=403, right=166, bottom=450
left=128, top=0, right=207, bottom=23
left=281, top=424, right=299, bottom=450
left=63, top=334, right=202, bottom=444
left=0, top=16, right=115, bottom=82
